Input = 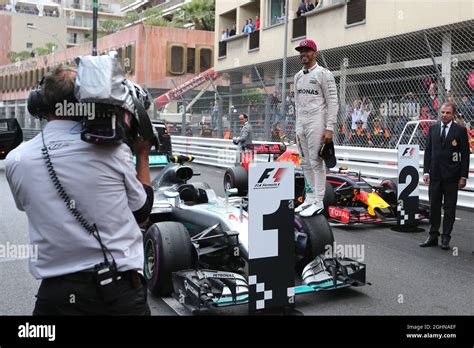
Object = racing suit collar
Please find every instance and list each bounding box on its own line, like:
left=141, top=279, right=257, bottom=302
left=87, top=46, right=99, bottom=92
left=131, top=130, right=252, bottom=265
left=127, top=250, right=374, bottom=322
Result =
left=303, top=63, right=318, bottom=73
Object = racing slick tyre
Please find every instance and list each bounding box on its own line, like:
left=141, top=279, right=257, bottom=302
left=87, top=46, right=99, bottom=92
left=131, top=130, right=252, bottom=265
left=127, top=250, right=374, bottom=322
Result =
left=295, top=214, right=335, bottom=269
left=144, top=222, right=195, bottom=296
left=224, top=166, right=248, bottom=196
left=322, top=182, right=337, bottom=218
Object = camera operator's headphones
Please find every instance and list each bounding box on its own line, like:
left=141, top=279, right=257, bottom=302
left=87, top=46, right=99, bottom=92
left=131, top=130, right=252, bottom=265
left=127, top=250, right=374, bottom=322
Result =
left=27, top=68, right=78, bottom=120
left=27, top=77, right=49, bottom=120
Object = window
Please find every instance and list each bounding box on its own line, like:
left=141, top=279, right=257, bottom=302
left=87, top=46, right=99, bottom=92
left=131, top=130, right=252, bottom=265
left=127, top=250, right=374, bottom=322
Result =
left=218, top=41, right=227, bottom=58
left=168, top=44, right=185, bottom=75
left=249, top=30, right=260, bottom=50
left=187, top=48, right=195, bottom=74
left=26, top=42, right=33, bottom=49
left=198, top=47, right=213, bottom=73
left=269, top=0, right=285, bottom=26
left=0, top=76, right=3, bottom=92
left=347, top=0, right=366, bottom=25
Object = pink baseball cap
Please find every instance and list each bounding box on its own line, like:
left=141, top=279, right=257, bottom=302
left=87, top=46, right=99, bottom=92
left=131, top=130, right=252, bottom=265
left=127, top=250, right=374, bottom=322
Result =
left=295, top=39, right=317, bottom=52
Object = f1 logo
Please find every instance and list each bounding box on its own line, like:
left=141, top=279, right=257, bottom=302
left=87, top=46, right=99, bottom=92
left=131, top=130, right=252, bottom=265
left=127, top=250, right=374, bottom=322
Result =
left=401, top=147, right=414, bottom=157
left=257, top=168, right=286, bottom=184
left=258, top=169, right=274, bottom=183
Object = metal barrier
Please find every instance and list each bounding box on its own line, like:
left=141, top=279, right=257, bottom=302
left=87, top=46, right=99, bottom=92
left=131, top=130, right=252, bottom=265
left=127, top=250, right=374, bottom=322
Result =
left=171, top=136, right=474, bottom=209
left=8, top=131, right=473, bottom=208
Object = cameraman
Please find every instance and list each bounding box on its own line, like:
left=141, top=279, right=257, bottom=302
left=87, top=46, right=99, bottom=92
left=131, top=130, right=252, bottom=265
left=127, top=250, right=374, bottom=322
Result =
left=5, top=67, right=153, bottom=315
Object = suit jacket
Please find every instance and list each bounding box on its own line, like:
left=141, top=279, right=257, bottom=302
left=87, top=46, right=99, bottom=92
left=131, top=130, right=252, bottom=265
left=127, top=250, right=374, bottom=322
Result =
left=236, top=122, right=253, bottom=151
left=423, top=122, right=470, bottom=182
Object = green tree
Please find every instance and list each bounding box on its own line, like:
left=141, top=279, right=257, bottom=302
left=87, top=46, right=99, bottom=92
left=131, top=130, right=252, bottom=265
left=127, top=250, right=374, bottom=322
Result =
left=124, top=10, right=140, bottom=25
left=8, top=51, right=32, bottom=62
left=143, top=7, right=172, bottom=27
left=33, top=47, right=50, bottom=56
left=100, top=19, right=124, bottom=34
left=173, top=0, right=215, bottom=31
left=44, top=42, right=57, bottom=53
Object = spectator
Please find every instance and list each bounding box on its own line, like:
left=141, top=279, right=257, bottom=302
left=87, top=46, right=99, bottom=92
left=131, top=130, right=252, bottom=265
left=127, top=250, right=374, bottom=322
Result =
left=368, top=118, right=390, bottom=147
left=270, top=91, right=281, bottom=124
left=243, top=20, right=252, bottom=33
left=221, top=29, right=228, bottom=41
left=419, top=106, right=435, bottom=132
left=426, top=84, right=439, bottom=117
left=349, top=120, right=370, bottom=146
left=229, top=22, right=236, bottom=36
left=248, top=18, right=256, bottom=31
left=255, top=15, right=260, bottom=30
left=361, top=103, right=372, bottom=129
left=297, top=0, right=315, bottom=17
left=350, top=99, right=362, bottom=130
left=458, top=94, right=473, bottom=124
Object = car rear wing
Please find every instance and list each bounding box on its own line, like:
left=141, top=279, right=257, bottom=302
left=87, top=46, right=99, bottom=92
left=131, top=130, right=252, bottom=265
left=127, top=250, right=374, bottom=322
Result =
left=245, top=143, right=286, bottom=155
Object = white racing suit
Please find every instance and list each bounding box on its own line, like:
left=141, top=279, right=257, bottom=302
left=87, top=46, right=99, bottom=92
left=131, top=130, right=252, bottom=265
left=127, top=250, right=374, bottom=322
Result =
left=294, top=64, right=339, bottom=203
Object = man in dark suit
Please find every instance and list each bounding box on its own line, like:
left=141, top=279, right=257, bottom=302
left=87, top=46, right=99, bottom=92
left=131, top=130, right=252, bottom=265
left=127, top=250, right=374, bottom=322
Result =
left=421, top=102, right=470, bottom=250
left=233, top=113, right=253, bottom=163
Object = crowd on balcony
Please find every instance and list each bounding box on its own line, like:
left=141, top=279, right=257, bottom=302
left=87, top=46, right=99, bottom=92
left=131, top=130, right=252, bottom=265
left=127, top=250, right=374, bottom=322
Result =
left=221, top=16, right=260, bottom=41
left=296, top=0, right=319, bottom=17
left=0, top=3, right=59, bottom=17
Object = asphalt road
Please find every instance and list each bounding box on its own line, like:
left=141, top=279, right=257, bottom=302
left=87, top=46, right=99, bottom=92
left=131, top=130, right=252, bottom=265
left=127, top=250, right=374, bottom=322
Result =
left=0, top=162, right=473, bottom=316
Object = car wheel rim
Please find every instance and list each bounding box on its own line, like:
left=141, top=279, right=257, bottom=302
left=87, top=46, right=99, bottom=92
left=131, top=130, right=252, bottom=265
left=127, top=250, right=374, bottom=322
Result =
left=224, top=175, right=232, bottom=190
left=144, top=239, right=156, bottom=280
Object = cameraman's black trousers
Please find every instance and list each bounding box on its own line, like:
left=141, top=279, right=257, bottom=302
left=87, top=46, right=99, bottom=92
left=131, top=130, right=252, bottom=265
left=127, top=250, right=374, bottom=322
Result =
left=33, top=270, right=151, bottom=316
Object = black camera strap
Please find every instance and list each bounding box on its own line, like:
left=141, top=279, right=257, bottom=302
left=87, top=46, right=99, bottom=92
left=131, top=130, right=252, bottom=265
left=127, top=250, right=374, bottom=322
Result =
left=39, top=123, right=115, bottom=267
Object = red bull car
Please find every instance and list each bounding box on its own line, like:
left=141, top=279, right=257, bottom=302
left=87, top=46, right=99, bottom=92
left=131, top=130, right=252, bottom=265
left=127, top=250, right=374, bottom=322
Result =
left=224, top=144, right=430, bottom=225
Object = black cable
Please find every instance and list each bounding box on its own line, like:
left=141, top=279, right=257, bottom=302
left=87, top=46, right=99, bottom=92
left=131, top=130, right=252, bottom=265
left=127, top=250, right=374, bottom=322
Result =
left=40, top=122, right=115, bottom=266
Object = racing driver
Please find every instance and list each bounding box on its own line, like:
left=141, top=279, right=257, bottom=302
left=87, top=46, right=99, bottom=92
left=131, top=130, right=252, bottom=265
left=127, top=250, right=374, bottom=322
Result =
left=294, top=39, right=339, bottom=217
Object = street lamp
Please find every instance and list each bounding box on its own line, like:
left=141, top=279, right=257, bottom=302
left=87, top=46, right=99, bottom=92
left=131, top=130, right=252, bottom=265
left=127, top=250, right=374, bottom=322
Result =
left=26, top=23, right=68, bottom=63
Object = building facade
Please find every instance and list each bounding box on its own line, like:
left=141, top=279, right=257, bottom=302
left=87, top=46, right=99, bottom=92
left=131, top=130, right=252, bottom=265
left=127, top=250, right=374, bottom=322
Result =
left=214, top=0, right=473, bottom=144
left=0, top=24, right=216, bottom=131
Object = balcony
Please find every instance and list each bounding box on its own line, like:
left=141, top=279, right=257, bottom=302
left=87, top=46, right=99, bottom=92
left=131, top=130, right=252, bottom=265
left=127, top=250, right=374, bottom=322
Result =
left=292, top=15, right=306, bottom=39
left=67, top=17, right=93, bottom=29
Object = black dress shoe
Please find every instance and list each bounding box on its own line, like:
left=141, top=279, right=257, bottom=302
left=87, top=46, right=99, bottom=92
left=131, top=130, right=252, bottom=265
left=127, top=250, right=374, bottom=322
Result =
left=440, top=241, right=450, bottom=250
left=420, top=236, right=438, bottom=247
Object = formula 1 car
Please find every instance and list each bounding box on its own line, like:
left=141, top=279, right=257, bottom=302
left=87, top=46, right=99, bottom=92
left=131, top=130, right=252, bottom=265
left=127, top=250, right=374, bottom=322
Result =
left=224, top=144, right=430, bottom=225
left=143, top=155, right=368, bottom=314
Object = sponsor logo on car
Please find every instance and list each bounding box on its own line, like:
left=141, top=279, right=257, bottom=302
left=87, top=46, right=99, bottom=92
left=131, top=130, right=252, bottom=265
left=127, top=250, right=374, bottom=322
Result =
left=328, top=206, right=350, bottom=223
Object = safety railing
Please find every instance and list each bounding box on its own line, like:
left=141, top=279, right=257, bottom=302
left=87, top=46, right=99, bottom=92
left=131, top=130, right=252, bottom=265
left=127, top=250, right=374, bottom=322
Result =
left=171, top=136, right=474, bottom=209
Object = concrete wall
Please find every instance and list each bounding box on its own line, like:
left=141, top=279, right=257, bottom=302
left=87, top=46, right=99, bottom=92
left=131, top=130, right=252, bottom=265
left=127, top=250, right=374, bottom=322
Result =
left=9, top=12, right=67, bottom=56
left=0, top=25, right=216, bottom=101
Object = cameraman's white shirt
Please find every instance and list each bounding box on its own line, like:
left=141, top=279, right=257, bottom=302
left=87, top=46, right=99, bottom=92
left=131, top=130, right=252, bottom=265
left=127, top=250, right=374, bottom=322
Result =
left=5, top=121, right=146, bottom=279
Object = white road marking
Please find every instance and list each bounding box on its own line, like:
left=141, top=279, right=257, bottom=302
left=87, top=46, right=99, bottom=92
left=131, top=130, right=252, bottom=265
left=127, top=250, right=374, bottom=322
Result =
left=160, top=296, right=191, bottom=316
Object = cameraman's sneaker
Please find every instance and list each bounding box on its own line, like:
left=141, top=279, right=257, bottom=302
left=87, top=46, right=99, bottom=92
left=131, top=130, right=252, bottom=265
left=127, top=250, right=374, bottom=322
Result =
left=299, top=201, right=324, bottom=217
